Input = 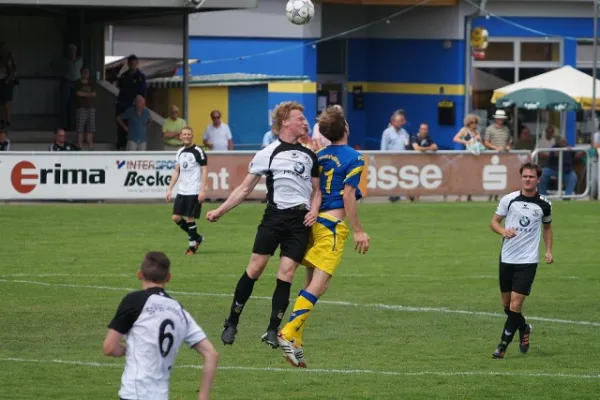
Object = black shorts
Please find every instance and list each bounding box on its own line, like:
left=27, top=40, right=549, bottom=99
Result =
left=499, top=261, right=538, bottom=296
left=252, top=206, right=310, bottom=264
left=173, top=194, right=201, bottom=218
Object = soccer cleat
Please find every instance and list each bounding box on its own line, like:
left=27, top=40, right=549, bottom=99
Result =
left=261, top=330, right=279, bottom=349
left=519, top=324, right=532, bottom=354
left=294, top=346, right=307, bottom=368
left=277, top=333, right=300, bottom=367
left=221, top=319, right=237, bottom=345
left=492, top=342, right=507, bottom=359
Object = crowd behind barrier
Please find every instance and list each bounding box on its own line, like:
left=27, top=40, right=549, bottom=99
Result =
left=1, top=148, right=597, bottom=201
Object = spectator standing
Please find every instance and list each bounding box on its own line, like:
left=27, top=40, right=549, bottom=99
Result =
left=117, top=95, right=152, bottom=151
left=411, top=123, right=438, bottom=152
left=162, top=105, right=186, bottom=149
left=49, top=128, right=79, bottom=151
left=58, top=44, right=83, bottom=132
left=115, top=55, right=147, bottom=150
left=453, top=114, right=485, bottom=202
left=538, top=137, right=582, bottom=197
left=484, top=110, right=511, bottom=152
left=262, top=125, right=278, bottom=148
left=381, top=111, right=410, bottom=202
left=0, top=129, right=10, bottom=150
left=75, top=67, right=96, bottom=150
left=203, top=110, right=233, bottom=151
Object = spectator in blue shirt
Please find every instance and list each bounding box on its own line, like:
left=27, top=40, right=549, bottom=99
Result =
left=115, top=54, right=147, bottom=150
left=381, top=111, right=410, bottom=151
left=117, top=95, right=152, bottom=151
left=262, top=125, right=278, bottom=148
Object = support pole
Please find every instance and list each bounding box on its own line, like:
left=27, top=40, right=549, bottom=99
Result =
left=182, top=12, right=190, bottom=121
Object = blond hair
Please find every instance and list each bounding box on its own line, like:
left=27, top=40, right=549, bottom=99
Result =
left=318, top=105, right=347, bottom=142
left=463, top=113, right=480, bottom=127
left=271, top=101, right=304, bottom=132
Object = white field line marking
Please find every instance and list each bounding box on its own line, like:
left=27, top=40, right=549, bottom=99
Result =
left=1, top=357, right=599, bottom=380
left=0, top=273, right=587, bottom=280
left=1, top=278, right=599, bottom=327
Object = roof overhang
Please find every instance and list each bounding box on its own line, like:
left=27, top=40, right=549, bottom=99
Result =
left=105, top=57, right=200, bottom=80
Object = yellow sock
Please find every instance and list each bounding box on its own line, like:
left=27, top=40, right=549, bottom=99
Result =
left=280, top=289, right=318, bottom=345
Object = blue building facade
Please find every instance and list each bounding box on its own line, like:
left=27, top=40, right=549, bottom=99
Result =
left=185, top=0, right=599, bottom=149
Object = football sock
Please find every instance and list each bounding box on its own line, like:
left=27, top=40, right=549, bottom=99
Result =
left=517, top=312, right=528, bottom=331
left=504, top=307, right=510, bottom=316
left=175, top=219, right=188, bottom=233
left=267, top=279, right=292, bottom=331
left=280, top=289, right=318, bottom=346
left=500, top=310, right=521, bottom=344
left=187, top=222, right=202, bottom=246
left=227, top=272, right=257, bottom=326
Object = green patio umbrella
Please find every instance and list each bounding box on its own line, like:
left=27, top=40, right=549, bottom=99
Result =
left=495, top=88, right=582, bottom=111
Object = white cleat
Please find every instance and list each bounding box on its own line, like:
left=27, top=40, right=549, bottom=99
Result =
left=294, top=346, right=307, bottom=368
left=278, top=334, right=300, bottom=367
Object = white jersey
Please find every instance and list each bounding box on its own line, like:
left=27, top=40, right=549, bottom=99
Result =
left=495, top=190, right=552, bottom=264
left=108, top=287, right=207, bottom=400
left=249, top=139, right=319, bottom=210
left=175, top=145, right=207, bottom=196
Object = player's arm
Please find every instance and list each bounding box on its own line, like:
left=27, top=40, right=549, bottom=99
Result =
left=192, top=339, right=219, bottom=400
left=490, top=196, right=516, bottom=239
left=209, top=173, right=261, bottom=219
left=542, top=203, right=553, bottom=263
left=304, top=154, right=322, bottom=226
left=166, top=163, right=180, bottom=201
left=103, top=329, right=126, bottom=357
left=196, top=148, right=209, bottom=201
left=343, top=156, right=369, bottom=253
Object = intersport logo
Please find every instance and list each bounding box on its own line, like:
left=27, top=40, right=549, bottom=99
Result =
left=10, top=161, right=106, bottom=194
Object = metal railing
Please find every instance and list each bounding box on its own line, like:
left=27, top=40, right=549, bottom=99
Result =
left=531, top=146, right=593, bottom=200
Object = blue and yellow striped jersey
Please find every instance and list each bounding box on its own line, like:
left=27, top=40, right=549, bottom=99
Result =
left=317, top=145, right=364, bottom=212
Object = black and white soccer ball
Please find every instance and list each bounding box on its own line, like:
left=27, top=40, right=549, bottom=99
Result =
left=286, top=0, right=315, bottom=25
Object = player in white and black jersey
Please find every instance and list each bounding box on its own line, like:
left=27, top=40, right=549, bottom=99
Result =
left=103, top=251, right=218, bottom=400
left=166, top=127, right=208, bottom=255
left=489, top=162, right=553, bottom=359
left=206, top=101, right=321, bottom=348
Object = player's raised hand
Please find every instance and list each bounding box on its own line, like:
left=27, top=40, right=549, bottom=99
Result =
left=206, top=209, right=221, bottom=223
left=354, top=231, right=370, bottom=254
left=545, top=251, right=554, bottom=264
left=166, top=191, right=172, bottom=202
left=502, top=228, right=516, bottom=239
left=304, top=211, right=318, bottom=227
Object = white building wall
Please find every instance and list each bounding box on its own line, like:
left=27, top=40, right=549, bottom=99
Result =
left=188, top=0, right=322, bottom=38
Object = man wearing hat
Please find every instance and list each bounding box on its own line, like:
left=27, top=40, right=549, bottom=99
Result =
left=484, top=109, right=511, bottom=153
left=115, top=54, right=147, bottom=150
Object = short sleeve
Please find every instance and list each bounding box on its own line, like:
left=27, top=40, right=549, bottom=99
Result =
left=344, top=154, right=365, bottom=189
left=484, top=126, right=492, bottom=141
left=310, top=152, right=319, bottom=178
left=225, top=126, right=233, bottom=140
left=175, top=150, right=181, bottom=165
left=194, top=147, right=208, bottom=166
left=249, top=150, right=269, bottom=175
left=183, top=310, right=207, bottom=348
left=107, top=292, right=145, bottom=335
left=203, top=126, right=211, bottom=142
left=542, top=198, right=552, bottom=224
left=495, top=195, right=510, bottom=217
left=380, top=130, right=389, bottom=150
left=121, top=107, right=133, bottom=120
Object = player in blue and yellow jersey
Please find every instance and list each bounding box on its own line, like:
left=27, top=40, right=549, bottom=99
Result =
left=278, top=105, right=370, bottom=368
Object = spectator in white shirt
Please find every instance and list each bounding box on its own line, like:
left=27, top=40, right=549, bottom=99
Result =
left=203, top=110, right=233, bottom=151
left=381, top=111, right=410, bottom=151
left=537, top=125, right=557, bottom=149
left=262, top=125, right=278, bottom=148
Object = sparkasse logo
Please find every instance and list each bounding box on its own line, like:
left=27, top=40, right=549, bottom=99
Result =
left=10, top=161, right=106, bottom=194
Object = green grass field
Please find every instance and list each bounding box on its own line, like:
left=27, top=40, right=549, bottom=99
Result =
left=1, top=201, right=599, bottom=399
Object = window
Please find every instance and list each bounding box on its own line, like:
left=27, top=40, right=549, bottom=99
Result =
left=520, top=42, right=560, bottom=62
left=484, top=42, right=514, bottom=62
left=518, top=67, right=554, bottom=81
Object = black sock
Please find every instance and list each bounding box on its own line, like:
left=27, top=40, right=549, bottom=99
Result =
left=175, top=219, right=189, bottom=234
left=517, top=312, right=527, bottom=331
left=267, top=279, right=292, bottom=331
left=500, top=310, right=521, bottom=344
left=504, top=307, right=510, bottom=316
left=227, top=272, right=257, bottom=326
left=187, top=222, right=202, bottom=243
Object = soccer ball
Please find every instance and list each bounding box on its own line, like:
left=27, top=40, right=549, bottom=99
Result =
left=286, top=0, right=315, bottom=25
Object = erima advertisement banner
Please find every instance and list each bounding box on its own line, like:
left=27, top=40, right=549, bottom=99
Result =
left=0, top=151, right=530, bottom=200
